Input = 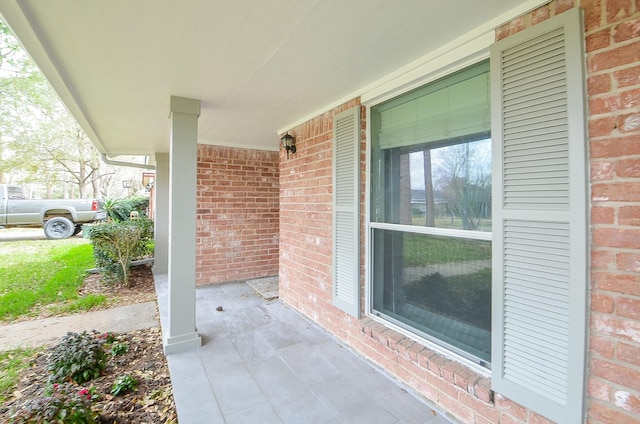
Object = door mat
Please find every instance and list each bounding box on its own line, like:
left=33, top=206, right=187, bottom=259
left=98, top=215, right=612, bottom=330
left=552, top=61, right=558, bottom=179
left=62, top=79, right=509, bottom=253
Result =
left=246, top=276, right=279, bottom=300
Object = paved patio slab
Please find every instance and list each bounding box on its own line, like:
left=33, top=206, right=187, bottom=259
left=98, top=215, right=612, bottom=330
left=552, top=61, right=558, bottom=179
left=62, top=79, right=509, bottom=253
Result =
left=155, top=276, right=455, bottom=424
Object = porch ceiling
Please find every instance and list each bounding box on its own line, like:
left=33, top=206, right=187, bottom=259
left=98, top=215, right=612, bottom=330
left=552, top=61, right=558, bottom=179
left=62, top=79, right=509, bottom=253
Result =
left=1, top=1, right=534, bottom=158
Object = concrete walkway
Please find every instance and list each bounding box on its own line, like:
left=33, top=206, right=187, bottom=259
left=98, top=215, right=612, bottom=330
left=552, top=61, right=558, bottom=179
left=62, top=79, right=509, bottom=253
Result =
left=156, top=276, right=455, bottom=424
left=0, top=302, right=158, bottom=351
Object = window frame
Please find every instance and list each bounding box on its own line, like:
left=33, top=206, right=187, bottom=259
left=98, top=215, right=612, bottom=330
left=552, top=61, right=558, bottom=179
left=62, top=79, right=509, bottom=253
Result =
left=368, top=64, right=493, bottom=367
left=365, top=54, right=494, bottom=374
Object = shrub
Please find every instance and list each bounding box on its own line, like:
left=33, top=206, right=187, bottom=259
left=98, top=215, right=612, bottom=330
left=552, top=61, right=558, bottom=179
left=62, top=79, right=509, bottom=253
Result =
left=103, top=197, right=150, bottom=222
left=7, top=382, right=98, bottom=423
left=127, top=197, right=149, bottom=217
left=47, top=331, right=107, bottom=385
left=88, top=219, right=153, bottom=286
left=102, top=198, right=131, bottom=222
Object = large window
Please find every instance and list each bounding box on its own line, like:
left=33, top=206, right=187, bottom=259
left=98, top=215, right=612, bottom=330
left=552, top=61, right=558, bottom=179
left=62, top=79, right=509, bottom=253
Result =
left=370, top=61, right=492, bottom=365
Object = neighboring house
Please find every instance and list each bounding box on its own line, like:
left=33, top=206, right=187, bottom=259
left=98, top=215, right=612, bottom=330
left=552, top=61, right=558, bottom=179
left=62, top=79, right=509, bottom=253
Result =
left=1, top=1, right=638, bottom=423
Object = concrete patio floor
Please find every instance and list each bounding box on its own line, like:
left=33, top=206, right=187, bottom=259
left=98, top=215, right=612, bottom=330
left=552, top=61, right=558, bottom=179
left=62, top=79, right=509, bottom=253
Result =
left=155, top=276, right=454, bottom=424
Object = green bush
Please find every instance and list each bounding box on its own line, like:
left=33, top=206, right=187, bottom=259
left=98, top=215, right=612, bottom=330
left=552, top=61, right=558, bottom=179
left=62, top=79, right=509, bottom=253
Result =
left=103, top=197, right=150, bottom=222
left=47, top=331, right=107, bottom=385
left=88, top=219, right=153, bottom=286
left=7, top=382, right=98, bottom=424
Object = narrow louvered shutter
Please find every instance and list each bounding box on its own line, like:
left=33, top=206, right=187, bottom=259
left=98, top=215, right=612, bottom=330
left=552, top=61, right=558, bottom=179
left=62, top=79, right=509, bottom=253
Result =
left=490, top=8, right=587, bottom=424
left=333, top=107, right=360, bottom=317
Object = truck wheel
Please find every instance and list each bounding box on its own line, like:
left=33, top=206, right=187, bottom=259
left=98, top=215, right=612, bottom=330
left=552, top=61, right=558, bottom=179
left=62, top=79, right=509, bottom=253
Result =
left=44, top=217, right=75, bottom=239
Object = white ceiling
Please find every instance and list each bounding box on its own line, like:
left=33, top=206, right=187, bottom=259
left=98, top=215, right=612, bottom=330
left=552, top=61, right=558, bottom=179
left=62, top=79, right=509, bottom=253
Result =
left=0, top=0, right=542, bottom=157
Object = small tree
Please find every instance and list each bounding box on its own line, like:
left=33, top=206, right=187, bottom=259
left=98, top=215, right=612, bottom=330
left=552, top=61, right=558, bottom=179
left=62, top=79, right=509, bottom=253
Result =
left=89, top=219, right=153, bottom=286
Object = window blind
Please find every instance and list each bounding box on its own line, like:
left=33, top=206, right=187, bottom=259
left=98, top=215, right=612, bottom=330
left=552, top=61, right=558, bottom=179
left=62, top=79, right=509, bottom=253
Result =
left=375, top=61, right=490, bottom=150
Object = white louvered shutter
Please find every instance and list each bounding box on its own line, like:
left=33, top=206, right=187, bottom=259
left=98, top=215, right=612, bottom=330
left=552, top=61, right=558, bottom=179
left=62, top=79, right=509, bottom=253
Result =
left=490, top=8, right=587, bottom=424
left=333, top=107, right=361, bottom=317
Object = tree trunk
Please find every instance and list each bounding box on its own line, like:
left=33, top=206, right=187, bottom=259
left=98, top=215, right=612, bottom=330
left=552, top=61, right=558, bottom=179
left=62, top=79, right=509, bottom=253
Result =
left=399, top=154, right=412, bottom=225
left=423, top=149, right=435, bottom=227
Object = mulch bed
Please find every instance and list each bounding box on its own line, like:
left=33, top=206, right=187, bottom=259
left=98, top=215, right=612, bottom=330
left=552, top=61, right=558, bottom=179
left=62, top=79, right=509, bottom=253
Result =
left=1, top=265, right=177, bottom=423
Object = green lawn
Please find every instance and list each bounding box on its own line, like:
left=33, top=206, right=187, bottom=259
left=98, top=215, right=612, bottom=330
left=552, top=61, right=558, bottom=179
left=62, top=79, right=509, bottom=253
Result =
left=403, top=232, right=491, bottom=266
left=0, top=238, right=104, bottom=321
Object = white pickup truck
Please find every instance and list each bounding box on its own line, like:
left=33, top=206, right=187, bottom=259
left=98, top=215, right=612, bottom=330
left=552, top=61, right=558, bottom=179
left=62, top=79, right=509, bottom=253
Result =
left=0, top=184, right=106, bottom=239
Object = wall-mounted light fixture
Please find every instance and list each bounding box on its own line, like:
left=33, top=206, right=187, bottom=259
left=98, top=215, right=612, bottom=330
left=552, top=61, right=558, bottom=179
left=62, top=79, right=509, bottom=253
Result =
left=281, top=132, right=296, bottom=159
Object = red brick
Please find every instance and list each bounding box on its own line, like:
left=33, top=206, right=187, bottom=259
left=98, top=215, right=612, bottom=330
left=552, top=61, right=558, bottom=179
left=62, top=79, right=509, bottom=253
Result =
left=406, top=341, right=426, bottom=362
left=589, top=401, right=640, bottom=424
left=453, top=366, right=480, bottom=392
left=555, top=0, right=576, bottom=15
left=529, top=410, right=556, bottom=424
left=458, top=390, right=500, bottom=423
left=531, top=4, right=551, bottom=25
left=475, top=377, right=494, bottom=403
left=494, top=394, right=528, bottom=421
left=615, top=390, right=640, bottom=415
left=592, top=314, right=640, bottom=343
left=591, top=292, right=616, bottom=313
left=590, top=334, right=616, bottom=358
left=499, top=413, right=521, bottom=424
left=591, top=249, right=615, bottom=269
left=441, top=360, right=462, bottom=384
left=615, top=65, right=640, bottom=87
left=496, top=23, right=511, bottom=41
left=593, top=227, right=640, bottom=248
left=621, top=87, right=640, bottom=109
left=395, top=337, right=414, bottom=356
left=590, top=136, right=640, bottom=157
left=588, top=73, right=612, bottom=95
left=590, top=93, right=622, bottom=114
left=590, top=43, right=640, bottom=72
left=592, top=182, right=640, bottom=203
left=616, top=158, right=640, bottom=178
left=412, top=347, right=434, bottom=368
left=591, top=160, right=615, bottom=180
left=584, top=0, right=603, bottom=31
left=439, top=392, right=474, bottom=423
left=618, top=342, right=640, bottom=366
left=591, top=359, right=640, bottom=391
left=618, top=251, right=640, bottom=272
left=428, top=369, right=462, bottom=400
left=618, top=112, right=640, bottom=133
left=619, top=206, right=640, bottom=226
left=427, top=354, right=447, bottom=377
left=614, top=16, right=640, bottom=42
left=587, top=28, right=611, bottom=51
left=591, top=206, right=616, bottom=225
left=589, top=116, right=618, bottom=137
left=594, top=271, right=640, bottom=295
left=607, top=0, right=634, bottom=23
left=617, top=296, right=640, bottom=319
left=588, top=377, right=612, bottom=400
left=397, top=354, right=426, bottom=380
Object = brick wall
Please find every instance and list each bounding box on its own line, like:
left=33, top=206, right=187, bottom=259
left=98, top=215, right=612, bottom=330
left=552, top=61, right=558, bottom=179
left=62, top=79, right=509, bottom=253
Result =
left=279, top=1, right=640, bottom=423
left=581, top=0, right=640, bottom=422
left=279, top=98, right=364, bottom=323
left=196, top=145, right=279, bottom=285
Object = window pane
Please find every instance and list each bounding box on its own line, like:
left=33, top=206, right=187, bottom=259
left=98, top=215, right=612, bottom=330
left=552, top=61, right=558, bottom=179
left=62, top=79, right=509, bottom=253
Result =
left=371, top=139, right=491, bottom=230
left=372, top=229, right=492, bottom=364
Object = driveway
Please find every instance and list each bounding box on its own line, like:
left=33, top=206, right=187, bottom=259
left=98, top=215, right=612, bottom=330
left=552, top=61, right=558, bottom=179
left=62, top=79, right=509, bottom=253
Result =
left=0, top=227, right=77, bottom=241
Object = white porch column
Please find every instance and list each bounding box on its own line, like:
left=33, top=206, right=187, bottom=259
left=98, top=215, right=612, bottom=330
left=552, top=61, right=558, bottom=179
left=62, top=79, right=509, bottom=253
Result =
left=164, top=96, right=202, bottom=355
left=153, top=152, right=169, bottom=275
